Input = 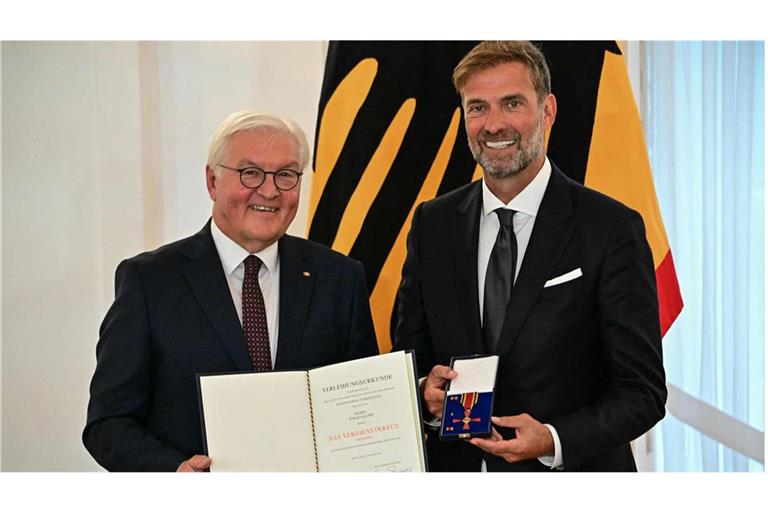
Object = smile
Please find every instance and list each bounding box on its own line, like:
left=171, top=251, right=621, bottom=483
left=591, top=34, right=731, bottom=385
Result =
left=249, top=205, right=278, bottom=212
left=483, top=139, right=517, bottom=149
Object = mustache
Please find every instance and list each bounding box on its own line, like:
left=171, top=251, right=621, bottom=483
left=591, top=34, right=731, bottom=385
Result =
left=477, top=131, right=522, bottom=144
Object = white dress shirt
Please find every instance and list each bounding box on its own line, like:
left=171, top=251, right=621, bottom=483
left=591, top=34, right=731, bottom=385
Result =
left=478, top=158, right=564, bottom=470
left=210, top=219, right=280, bottom=367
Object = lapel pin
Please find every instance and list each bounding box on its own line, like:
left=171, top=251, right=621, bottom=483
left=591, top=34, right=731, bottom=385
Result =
left=302, top=271, right=311, bottom=278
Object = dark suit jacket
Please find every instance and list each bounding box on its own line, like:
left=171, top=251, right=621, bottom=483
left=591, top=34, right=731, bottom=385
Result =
left=83, top=221, right=378, bottom=471
left=393, top=164, right=667, bottom=471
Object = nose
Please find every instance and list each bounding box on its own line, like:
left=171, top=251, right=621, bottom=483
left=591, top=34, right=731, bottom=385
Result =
left=483, top=106, right=506, bottom=134
left=255, top=174, right=280, bottom=199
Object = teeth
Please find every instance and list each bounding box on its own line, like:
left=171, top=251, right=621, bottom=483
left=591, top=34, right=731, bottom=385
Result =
left=484, top=140, right=516, bottom=149
left=250, top=205, right=277, bottom=212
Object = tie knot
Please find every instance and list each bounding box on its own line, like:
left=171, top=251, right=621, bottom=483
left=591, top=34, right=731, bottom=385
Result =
left=495, top=208, right=516, bottom=227
left=244, top=255, right=262, bottom=276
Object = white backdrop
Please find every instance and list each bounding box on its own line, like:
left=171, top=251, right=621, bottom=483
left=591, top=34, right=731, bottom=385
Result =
left=1, top=41, right=326, bottom=470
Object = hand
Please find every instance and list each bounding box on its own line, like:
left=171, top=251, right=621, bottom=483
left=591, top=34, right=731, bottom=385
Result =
left=469, top=414, right=554, bottom=464
left=422, top=365, right=457, bottom=418
left=177, top=454, right=212, bottom=472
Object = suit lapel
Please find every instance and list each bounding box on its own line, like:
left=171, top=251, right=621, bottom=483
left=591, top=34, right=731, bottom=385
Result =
left=182, top=221, right=253, bottom=372
left=274, top=236, right=315, bottom=369
left=453, top=182, right=485, bottom=355
left=495, top=166, right=575, bottom=356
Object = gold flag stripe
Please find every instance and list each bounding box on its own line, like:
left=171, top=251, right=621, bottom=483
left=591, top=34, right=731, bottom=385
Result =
left=332, top=98, right=417, bottom=255
left=370, top=108, right=463, bottom=352
left=309, top=58, right=378, bottom=229
left=584, top=50, right=671, bottom=265
left=471, top=163, right=483, bottom=182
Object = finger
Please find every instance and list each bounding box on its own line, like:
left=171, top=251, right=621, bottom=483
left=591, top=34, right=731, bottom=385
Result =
left=468, top=437, right=493, bottom=450
left=469, top=437, right=506, bottom=456
left=187, top=455, right=212, bottom=471
left=491, top=415, right=527, bottom=429
left=177, top=461, right=193, bottom=472
left=427, top=403, right=444, bottom=416
left=472, top=437, right=523, bottom=458
left=426, top=365, right=457, bottom=385
left=425, top=388, right=446, bottom=403
left=425, top=389, right=446, bottom=416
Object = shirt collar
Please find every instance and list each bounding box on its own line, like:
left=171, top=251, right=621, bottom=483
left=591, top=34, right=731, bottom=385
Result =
left=210, top=218, right=279, bottom=276
left=482, top=157, right=552, bottom=217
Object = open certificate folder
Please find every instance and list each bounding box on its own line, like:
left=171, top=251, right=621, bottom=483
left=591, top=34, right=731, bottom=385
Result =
left=197, top=351, right=427, bottom=472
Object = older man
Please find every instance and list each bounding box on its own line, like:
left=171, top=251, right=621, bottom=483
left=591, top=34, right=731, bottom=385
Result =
left=393, top=41, right=666, bottom=471
left=84, top=111, right=378, bottom=471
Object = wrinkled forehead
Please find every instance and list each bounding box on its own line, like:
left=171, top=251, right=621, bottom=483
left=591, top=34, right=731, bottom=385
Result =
left=461, top=62, right=538, bottom=102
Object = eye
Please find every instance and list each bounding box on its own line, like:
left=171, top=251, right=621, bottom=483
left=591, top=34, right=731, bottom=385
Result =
left=241, top=167, right=262, bottom=178
left=277, top=169, right=298, bottom=178
left=467, top=104, right=486, bottom=114
left=504, top=99, right=522, bottom=109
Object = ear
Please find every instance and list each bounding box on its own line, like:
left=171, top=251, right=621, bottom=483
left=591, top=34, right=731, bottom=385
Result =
left=542, top=93, right=557, bottom=130
left=205, top=165, right=217, bottom=201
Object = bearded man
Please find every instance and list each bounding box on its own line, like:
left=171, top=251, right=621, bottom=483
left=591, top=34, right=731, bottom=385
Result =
left=392, top=41, right=666, bottom=472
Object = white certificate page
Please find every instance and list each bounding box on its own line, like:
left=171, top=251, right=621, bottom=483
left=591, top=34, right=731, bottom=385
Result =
left=199, top=371, right=317, bottom=471
left=309, top=352, right=425, bottom=472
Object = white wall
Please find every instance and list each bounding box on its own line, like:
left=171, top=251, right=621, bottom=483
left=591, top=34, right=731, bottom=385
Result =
left=1, top=42, right=4, bottom=469
left=1, top=41, right=325, bottom=470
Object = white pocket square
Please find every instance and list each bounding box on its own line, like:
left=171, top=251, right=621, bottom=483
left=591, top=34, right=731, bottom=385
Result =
left=544, top=268, right=582, bottom=288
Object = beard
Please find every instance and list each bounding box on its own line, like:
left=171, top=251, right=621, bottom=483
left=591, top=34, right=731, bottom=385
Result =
left=470, top=116, right=545, bottom=179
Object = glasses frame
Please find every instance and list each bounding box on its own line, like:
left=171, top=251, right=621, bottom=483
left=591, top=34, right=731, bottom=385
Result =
left=217, top=164, right=303, bottom=191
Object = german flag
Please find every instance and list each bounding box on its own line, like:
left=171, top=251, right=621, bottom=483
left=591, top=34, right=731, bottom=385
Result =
left=308, top=41, right=683, bottom=353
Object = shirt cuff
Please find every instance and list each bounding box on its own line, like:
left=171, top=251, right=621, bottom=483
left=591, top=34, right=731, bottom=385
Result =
left=538, top=423, right=564, bottom=470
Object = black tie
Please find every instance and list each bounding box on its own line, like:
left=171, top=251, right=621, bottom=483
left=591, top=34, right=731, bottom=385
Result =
left=483, top=208, right=517, bottom=353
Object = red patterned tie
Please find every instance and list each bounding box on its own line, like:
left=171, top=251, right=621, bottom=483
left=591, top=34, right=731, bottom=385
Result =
left=242, top=255, right=272, bottom=371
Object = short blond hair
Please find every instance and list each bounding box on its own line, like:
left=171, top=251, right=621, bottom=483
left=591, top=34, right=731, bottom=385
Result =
left=207, top=110, right=310, bottom=171
left=453, top=41, right=551, bottom=102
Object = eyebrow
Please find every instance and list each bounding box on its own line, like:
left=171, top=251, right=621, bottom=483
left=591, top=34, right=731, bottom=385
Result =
left=235, top=159, right=301, bottom=169
left=464, top=98, right=487, bottom=107
left=465, top=93, right=527, bottom=107
left=500, top=94, right=526, bottom=103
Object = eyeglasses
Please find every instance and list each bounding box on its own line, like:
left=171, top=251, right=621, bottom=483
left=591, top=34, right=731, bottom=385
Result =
left=218, top=165, right=303, bottom=191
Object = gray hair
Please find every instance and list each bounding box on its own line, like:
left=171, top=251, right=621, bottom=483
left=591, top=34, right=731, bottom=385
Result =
left=207, top=110, right=310, bottom=172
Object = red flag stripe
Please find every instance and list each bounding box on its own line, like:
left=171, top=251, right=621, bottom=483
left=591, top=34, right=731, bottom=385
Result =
left=656, top=250, right=684, bottom=337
